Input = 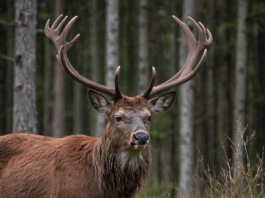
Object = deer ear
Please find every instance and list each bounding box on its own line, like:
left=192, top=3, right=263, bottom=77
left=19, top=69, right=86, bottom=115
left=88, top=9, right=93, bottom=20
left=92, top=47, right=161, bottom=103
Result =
left=88, top=90, right=113, bottom=114
left=147, top=92, right=176, bottom=114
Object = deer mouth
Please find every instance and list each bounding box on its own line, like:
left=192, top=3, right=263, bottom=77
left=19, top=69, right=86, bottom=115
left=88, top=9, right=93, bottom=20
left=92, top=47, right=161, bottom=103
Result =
left=130, top=141, right=149, bottom=150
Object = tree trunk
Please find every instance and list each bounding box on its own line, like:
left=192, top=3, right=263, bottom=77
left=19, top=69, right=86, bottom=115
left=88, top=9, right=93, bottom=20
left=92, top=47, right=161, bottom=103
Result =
left=13, top=0, right=37, bottom=134
left=73, top=43, right=84, bottom=135
left=43, top=38, right=52, bottom=136
left=170, top=0, right=178, bottom=197
left=232, top=0, right=248, bottom=164
left=106, top=0, right=119, bottom=88
left=96, top=0, right=119, bottom=137
left=52, top=0, right=65, bottom=137
left=178, top=0, right=196, bottom=192
left=92, top=0, right=105, bottom=137
left=73, top=78, right=84, bottom=135
left=6, top=0, right=14, bottom=134
left=206, top=0, right=216, bottom=165
left=137, top=0, right=148, bottom=94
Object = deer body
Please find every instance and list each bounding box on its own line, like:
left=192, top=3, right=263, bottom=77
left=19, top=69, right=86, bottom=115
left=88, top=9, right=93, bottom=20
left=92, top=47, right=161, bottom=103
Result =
left=0, top=125, right=150, bottom=198
left=0, top=15, right=212, bottom=197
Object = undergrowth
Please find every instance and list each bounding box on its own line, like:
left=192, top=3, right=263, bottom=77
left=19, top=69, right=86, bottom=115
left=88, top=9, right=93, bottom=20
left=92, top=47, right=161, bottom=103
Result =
left=137, top=120, right=265, bottom=198
left=179, top=120, right=265, bottom=198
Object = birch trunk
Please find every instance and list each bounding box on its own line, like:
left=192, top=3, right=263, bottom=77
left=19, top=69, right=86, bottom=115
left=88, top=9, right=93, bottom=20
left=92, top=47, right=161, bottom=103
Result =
left=93, top=0, right=105, bottom=137
left=13, top=0, right=37, bottom=134
left=232, top=0, right=248, bottom=164
left=178, top=0, right=196, bottom=192
left=52, top=0, right=65, bottom=137
left=6, top=0, right=14, bottom=133
left=137, top=0, right=148, bottom=94
left=94, top=0, right=119, bottom=137
left=105, top=0, right=119, bottom=88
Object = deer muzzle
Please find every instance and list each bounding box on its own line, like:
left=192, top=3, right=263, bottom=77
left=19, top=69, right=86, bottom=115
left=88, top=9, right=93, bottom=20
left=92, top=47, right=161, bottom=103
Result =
left=131, top=131, right=150, bottom=147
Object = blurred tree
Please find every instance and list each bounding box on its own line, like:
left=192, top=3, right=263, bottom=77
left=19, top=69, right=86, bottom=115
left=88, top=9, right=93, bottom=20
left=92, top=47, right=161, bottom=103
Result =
left=170, top=1, right=179, bottom=197
left=5, top=0, right=13, bottom=134
left=178, top=0, right=196, bottom=192
left=73, top=52, right=84, bottom=135
left=13, top=0, right=37, bottom=134
left=43, top=0, right=52, bottom=137
left=73, top=0, right=85, bottom=135
left=232, top=0, right=248, bottom=163
left=52, top=0, right=65, bottom=137
left=94, top=0, right=119, bottom=137
left=93, top=0, right=105, bottom=137
left=205, top=0, right=216, bottom=166
left=215, top=0, right=235, bottom=175
left=43, top=37, right=52, bottom=136
left=137, top=0, right=148, bottom=94
left=105, top=0, right=119, bottom=91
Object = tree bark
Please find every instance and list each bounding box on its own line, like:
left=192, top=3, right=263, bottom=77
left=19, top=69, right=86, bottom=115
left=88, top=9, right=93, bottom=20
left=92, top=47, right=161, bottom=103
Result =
left=73, top=71, right=84, bottom=135
left=94, top=0, right=119, bottom=138
left=137, top=0, right=148, bottom=94
left=73, top=42, right=84, bottom=135
left=93, top=0, right=105, bottom=137
left=170, top=0, right=178, bottom=196
left=6, top=0, right=14, bottom=134
left=232, top=0, right=248, bottom=164
left=178, top=0, right=196, bottom=192
left=206, top=0, right=216, bottom=165
left=105, top=0, right=119, bottom=89
left=52, top=0, right=65, bottom=137
left=13, top=0, right=37, bottom=134
left=43, top=38, right=52, bottom=136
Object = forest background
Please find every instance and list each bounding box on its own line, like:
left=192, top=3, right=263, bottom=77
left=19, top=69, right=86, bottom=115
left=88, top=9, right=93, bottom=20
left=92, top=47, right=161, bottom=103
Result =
left=0, top=0, right=265, bottom=197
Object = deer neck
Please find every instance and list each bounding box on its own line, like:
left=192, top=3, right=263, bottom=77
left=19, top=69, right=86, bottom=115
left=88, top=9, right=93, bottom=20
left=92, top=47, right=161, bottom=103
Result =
left=93, top=125, right=151, bottom=198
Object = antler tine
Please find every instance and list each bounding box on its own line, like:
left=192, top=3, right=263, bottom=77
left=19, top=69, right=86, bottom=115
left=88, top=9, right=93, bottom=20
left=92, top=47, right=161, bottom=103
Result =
left=206, top=29, right=213, bottom=44
left=46, top=15, right=122, bottom=100
left=51, top=14, right=64, bottom=29
left=188, top=16, right=206, bottom=43
left=142, top=16, right=212, bottom=99
left=114, top=67, right=123, bottom=100
left=141, top=67, right=156, bottom=98
left=55, top=16, right=68, bottom=33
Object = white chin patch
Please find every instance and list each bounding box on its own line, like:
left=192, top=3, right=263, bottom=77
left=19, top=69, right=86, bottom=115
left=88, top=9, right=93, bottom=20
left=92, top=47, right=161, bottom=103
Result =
left=133, top=144, right=145, bottom=150
left=120, top=151, right=143, bottom=171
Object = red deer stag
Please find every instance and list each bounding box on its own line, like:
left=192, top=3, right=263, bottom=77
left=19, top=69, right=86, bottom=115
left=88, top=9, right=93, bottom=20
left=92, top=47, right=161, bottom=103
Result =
left=0, top=15, right=212, bottom=198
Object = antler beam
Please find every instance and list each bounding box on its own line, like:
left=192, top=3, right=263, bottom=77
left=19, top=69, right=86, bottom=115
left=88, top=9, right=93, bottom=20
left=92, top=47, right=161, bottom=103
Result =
left=142, top=16, right=212, bottom=99
left=45, top=15, right=122, bottom=100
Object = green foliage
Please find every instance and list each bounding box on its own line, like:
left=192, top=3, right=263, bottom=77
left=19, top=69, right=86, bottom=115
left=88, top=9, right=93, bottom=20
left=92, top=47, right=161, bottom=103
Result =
left=37, top=11, right=52, bottom=21
left=251, top=2, right=265, bottom=26
left=136, top=178, right=172, bottom=198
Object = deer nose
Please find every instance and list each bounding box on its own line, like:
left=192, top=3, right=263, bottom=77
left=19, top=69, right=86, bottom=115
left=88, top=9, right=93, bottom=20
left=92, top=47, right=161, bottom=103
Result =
left=133, top=133, right=149, bottom=145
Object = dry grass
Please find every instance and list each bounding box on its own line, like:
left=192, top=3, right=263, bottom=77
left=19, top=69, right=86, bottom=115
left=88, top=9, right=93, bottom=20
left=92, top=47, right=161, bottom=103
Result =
left=182, top=120, right=265, bottom=198
left=137, top=120, right=265, bottom=198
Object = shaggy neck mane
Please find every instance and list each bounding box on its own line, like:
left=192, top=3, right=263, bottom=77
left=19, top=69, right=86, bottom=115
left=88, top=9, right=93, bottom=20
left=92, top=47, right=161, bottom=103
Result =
left=93, top=126, right=151, bottom=198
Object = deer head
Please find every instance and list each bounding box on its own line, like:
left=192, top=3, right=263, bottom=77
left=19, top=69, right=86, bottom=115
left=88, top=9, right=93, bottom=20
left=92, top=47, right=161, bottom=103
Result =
left=45, top=14, right=212, bottom=157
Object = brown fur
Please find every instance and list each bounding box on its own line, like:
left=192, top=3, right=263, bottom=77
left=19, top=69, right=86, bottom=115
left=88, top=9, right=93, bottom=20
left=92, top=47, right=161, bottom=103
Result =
left=0, top=96, right=153, bottom=198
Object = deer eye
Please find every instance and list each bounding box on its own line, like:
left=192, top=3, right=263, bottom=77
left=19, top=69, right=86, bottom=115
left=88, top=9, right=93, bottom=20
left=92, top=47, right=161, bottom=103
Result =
left=147, top=115, right=152, bottom=122
left=115, top=116, right=123, bottom=122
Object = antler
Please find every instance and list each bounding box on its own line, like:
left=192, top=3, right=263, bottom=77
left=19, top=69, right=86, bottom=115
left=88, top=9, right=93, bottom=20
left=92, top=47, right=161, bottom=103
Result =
left=142, top=16, right=213, bottom=99
left=44, top=15, right=122, bottom=100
